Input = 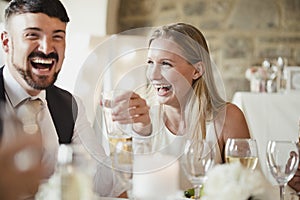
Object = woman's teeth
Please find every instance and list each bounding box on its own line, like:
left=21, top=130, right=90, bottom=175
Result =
left=155, top=84, right=172, bottom=93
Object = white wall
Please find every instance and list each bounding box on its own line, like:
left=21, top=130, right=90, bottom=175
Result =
left=56, top=0, right=109, bottom=92
left=0, top=1, right=111, bottom=92
left=61, top=0, right=108, bottom=36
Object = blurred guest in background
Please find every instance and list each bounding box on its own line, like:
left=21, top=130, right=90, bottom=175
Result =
left=0, top=135, right=44, bottom=200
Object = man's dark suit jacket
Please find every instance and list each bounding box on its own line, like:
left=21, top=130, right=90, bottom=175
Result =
left=0, top=66, right=77, bottom=144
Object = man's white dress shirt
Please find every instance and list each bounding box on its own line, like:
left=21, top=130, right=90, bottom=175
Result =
left=2, top=66, right=123, bottom=197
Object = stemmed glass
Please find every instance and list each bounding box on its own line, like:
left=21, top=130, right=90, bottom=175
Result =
left=266, top=140, right=299, bottom=200
left=101, top=90, right=133, bottom=153
left=225, top=138, right=259, bottom=170
left=181, top=139, right=214, bottom=200
left=112, top=137, right=134, bottom=199
left=101, top=90, right=134, bottom=198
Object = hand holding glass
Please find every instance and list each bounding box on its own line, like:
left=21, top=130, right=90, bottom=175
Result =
left=101, top=90, right=133, bottom=154
left=101, top=90, right=133, bottom=138
left=266, top=140, right=299, bottom=200
left=225, top=138, right=258, bottom=170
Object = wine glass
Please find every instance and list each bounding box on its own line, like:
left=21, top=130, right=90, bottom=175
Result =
left=181, top=139, right=214, bottom=200
left=101, top=90, right=132, bottom=136
left=266, top=140, right=299, bottom=200
left=225, top=138, right=259, bottom=170
left=101, top=90, right=133, bottom=154
left=112, top=137, right=134, bottom=199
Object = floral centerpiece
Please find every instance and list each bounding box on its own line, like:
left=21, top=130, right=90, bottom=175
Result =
left=201, top=162, right=269, bottom=200
left=35, top=169, right=97, bottom=200
left=245, top=66, right=268, bottom=81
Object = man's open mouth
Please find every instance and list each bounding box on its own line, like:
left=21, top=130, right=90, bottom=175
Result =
left=30, top=57, right=55, bottom=72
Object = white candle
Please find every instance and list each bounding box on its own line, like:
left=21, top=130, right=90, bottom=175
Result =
left=132, top=152, right=180, bottom=199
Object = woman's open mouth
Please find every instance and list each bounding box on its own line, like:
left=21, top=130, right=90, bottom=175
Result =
left=154, top=84, right=172, bottom=96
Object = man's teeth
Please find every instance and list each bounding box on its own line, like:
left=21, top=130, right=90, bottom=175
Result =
left=31, top=57, right=54, bottom=64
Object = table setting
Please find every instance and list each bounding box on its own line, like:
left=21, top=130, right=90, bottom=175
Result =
left=98, top=90, right=300, bottom=199
left=245, top=56, right=289, bottom=93
left=34, top=126, right=299, bottom=200
left=92, top=138, right=298, bottom=200
left=35, top=86, right=300, bottom=200
left=96, top=105, right=293, bottom=200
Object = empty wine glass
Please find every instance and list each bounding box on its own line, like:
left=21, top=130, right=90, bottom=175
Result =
left=181, top=139, right=214, bottom=200
left=225, top=138, right=259, bottom=170
left=266, top=140, right=299, bottom=200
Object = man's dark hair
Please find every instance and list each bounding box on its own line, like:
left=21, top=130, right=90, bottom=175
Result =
left=4, top=0, right=70, bottom=23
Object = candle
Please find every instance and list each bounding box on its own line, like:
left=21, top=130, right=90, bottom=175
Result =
left=132, top=152, right=180, bottom=199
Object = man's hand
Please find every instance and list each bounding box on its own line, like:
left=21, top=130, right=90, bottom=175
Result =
left=288, top=150, right=300, bottom=192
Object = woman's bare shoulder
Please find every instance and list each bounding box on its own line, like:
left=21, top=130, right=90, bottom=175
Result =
left=222, top=102, right=250, bottom=139
left=224, top=102, right=244, bottom=117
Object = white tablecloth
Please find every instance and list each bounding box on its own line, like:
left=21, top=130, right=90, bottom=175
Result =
left=96, top=198, right=127, bottom=200
left=232, top=91, right=300, bottom=184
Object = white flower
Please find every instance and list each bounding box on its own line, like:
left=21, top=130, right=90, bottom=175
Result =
left=202, top=162, right=267, bottom=200
left=35, top=169, right=96, bottom=200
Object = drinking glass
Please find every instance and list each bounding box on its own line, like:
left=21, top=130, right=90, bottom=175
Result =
left=101, top=90, right=133, bottom=154
left=225, top=138, right=258, bottom=170
left=101, top=90, right=135, bottom=198
left=266, top=140, right=299, bottom=200
left=181, top=139, right=214, bottom=200
left=101, top=90, right=132, bottom=136
left=112, top=137, right=134, bottom=199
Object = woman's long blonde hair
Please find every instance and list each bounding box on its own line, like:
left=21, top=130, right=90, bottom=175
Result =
left=148, top=22, right=226, bottom=140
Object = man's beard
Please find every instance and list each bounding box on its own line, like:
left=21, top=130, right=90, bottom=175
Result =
left=16, top=67, right=58, bottom=90
left=9, top=42, right=59, bottom=90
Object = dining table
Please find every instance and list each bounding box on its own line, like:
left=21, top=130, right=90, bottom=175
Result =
left=232, top=91, right=300, bottom=184
left=97, top=91, right=300, bottom=200
left=97, top=197, right=127, bottom=200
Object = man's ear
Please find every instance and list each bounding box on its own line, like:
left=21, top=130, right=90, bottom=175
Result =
left=1, top=31, right=9, bottom=53
left=192, top=61, right=205, bottom=80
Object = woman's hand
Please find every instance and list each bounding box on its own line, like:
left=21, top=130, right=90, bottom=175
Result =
left=104, top=91, right=152, bottom=136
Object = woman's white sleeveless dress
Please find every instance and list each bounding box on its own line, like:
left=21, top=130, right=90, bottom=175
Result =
left=134, top=105, right=223, bottom=190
